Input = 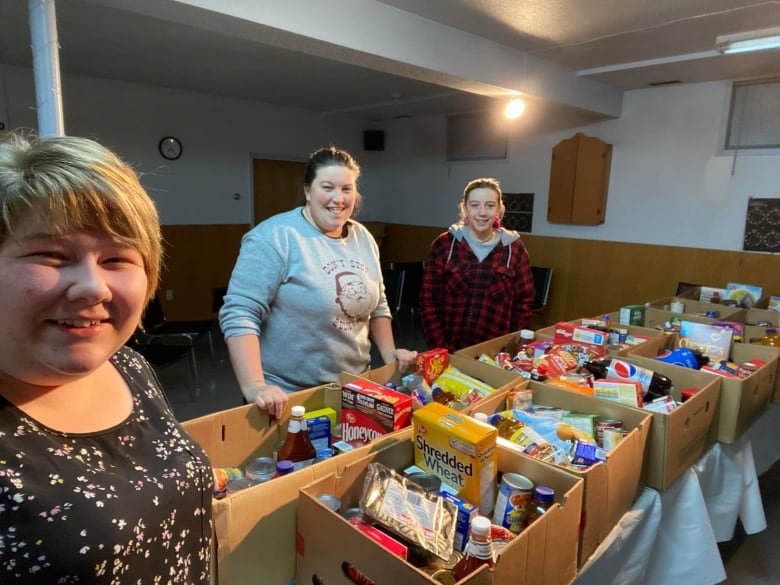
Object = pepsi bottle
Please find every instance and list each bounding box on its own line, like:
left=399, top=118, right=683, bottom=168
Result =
left=581, top=357, right=672, bottom=402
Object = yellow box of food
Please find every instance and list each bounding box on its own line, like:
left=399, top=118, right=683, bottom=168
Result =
left=412, top=402, right=498, bottom=514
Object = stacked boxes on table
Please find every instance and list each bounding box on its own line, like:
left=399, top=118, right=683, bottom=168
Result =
left=181, top=383, right=363, bottom=585
left=466, top=381, right=651, bottom=567
left=296, top=429, right=584, bottom=585
left=740, top=306, right=780, bottom=402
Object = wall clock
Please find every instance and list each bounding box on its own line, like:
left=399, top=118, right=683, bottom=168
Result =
left=159, top=136, right=182, bottom=160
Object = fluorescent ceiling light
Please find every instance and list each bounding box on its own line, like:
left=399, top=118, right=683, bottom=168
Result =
left=716, top=27, right=780, bottom=54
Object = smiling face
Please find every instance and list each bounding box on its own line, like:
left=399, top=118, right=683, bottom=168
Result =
left=303, top=164, right=358, bottom=237
left=0, top=213, right=148, bottom=388
left=462, top=186, right=502, bottom=238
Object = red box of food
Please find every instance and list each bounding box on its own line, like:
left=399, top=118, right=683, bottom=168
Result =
left=415, top=348, right=448, bottom=384
left=553, top=322, right=608, bottom=362
left=341, top=378, right=412, bottom=446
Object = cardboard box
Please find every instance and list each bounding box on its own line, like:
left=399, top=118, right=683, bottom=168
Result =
left=672, top=343, right=777, bottom=443
left=467, top=382, right=651, bottom=567
left=618, top=355, right=721, bottom=490
left=296, top=431, right=584, bottom=585
left=364, top=353, right=525, bottom=407
left=182, top=383, right=378, bottom=585
left=643, top=298, right=746, bottom=330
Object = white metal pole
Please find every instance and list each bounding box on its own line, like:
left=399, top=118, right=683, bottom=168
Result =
left=28, top=0, right=65, bottom=137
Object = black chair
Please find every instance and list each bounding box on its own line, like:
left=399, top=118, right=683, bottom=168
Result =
left=674, top=281, right=701, bottom=298
left=127, top=296, right=216, bottom=395
left=382, top=267, right=406, bottom=334
left=530, top=266, right=553, bottom=325
left=390, top=261, right=425, bottom=345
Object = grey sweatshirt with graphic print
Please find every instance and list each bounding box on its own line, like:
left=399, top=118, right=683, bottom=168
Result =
left=219, top=207, right=390, bottom=393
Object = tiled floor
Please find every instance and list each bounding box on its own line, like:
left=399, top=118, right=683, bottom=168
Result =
left=153, top=319, right=779, bottom=584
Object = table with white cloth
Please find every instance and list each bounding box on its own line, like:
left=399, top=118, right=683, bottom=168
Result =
left=574, top=403, right=780, bottom=585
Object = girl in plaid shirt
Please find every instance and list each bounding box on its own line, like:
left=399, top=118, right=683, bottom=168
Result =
left=420, top=178, right=535, bottom=352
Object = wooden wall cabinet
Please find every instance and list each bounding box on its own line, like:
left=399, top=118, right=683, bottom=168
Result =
left=547, top=132, right=612, bottom=225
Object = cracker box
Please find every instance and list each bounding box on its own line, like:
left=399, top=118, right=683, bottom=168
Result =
left=416, top=347, right=449, bottom=384
left=412, top=402, right=498, bottom=514
left=341, top=378, right=412, bottom=446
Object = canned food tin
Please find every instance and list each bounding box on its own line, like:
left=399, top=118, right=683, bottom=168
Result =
left=245, top=456, right=276, bottom=484
left=595, top=420, right=623, bottom=448
left=225, top=477, right=254, bottom=496
left=317, top=493, right=342, bottom=513
left=406, top=471, right=442, bottom=493
left=430, top=569, right=457, bottom=585
left=492, top=472, right=534, bottom=534
left=341, top=507, right=362, bottom=521
left=213, top=467, right=243, bottom=497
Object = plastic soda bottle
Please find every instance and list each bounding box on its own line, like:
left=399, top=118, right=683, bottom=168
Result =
left=452, top=515, right=495, bottom=579
left=277, top=405, right=317, bottom=470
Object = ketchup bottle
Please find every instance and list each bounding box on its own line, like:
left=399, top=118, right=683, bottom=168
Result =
left=277, top=405, right=316, bottom=470
left=452, top=515, right=495, bottom=579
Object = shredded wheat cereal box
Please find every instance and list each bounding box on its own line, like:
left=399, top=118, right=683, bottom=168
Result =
left=412, top=402, right=497, bottom=514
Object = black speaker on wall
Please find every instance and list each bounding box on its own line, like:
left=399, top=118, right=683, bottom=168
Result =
left=363, top=130, right=385, bottom=151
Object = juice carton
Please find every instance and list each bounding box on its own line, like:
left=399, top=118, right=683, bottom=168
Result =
left=412, top=402, right=497, bottom=514
left=341, top=378, right=412, bottom=447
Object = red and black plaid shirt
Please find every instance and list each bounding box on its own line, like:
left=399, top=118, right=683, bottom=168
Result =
left=419, top=231, right=535, bottom=353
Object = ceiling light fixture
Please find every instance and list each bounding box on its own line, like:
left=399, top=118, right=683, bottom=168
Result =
left=505, top=98, right=525, bottom=119
left=715, top=26, right=780, bottom=54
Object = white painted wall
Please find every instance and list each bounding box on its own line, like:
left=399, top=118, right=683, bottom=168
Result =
left=3, top=65, right=778, bottom=251
left=363, top=81, right=780, bottom=252
left=1, top=64, right=361, bottom=225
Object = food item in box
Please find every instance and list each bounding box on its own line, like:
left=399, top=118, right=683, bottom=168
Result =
left=348, top=516, right=408, bottom=559
left=413, top=403, right=497, bottom=514
left=417, top=348, right=449, bottom=385
left=678, top=321, right=733, bottom=362
left=619, top=304, right=646, bottom=326
left=341, top=378, right=413, bottom=446
left=593, top=379, right=644, bottom=407
left=431, top=365, right=496, bottom=404
left=360, top=462, right=457, bottom=559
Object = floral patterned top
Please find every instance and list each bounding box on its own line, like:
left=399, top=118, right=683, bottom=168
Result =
left=0, top=346, right=213, bottom=584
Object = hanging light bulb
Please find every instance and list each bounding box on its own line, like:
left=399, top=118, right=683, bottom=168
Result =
left=505, top=98, right=525, bottom=119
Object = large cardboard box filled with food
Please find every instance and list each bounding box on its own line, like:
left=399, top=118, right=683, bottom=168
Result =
left=630, top=343, right=777, bottom=444
left=296, top=429, right=584, bottom=585
left=467, top=381, right=651, bottom=567
left=643, top=298, right=746, bottom=329
left=603, top=355, right=720, bottom=490
left=182, top=383, right=377, bottom=585
left=364, top=352, right=526, bottom=411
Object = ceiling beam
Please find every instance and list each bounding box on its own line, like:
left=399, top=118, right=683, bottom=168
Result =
left=94, top=0, right=623, bottom=119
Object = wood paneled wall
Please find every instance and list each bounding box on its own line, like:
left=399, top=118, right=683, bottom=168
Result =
left=158, top=224, right=249, bottom=320
left=159, top=222, right=780, bottom=328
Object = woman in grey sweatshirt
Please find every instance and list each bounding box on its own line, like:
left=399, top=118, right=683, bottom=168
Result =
left=219, top=147, right=416, bottom=414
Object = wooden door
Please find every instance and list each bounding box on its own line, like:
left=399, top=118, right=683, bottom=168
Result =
left=252, top=158, right=306, bottom=225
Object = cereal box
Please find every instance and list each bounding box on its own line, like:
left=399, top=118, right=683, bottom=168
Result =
left=341, top=379, right=412, bottom=447
left=412, top=402, right=497, bottom=514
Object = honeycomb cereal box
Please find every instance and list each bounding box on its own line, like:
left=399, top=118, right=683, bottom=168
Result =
left=412, top=402, right=497, bottom=514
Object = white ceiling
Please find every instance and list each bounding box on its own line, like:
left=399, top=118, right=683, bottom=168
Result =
left=1, top=0, right=779, bottom=128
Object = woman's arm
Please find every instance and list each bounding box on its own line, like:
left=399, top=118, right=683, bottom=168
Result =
left=369, top=316, right=417, bottom=372
left=225, top=334, right=288, bottom=416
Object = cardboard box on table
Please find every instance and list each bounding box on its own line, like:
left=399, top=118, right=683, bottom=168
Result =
left=182, top=383, right=381, bottom=585
left=643, top=298, right=747, bottom=329
left=365, top=352, right=526, bottom=406
left=296, top=430, right=584, bottom=585
left=639, top=342, right=777, bottom=444
left=467, top=381, right=651, bottom=567
left=739, top=308, right=780, bottom=402
left=603, top=355, right=720, bottom=491
left=537, top=319, right=670, bottom=358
